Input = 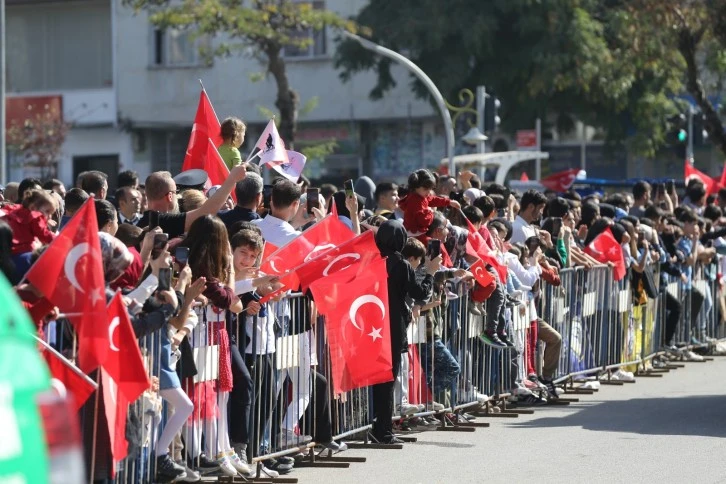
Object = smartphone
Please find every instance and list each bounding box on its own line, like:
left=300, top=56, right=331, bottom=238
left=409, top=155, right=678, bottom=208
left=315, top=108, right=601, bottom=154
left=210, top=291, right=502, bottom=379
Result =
left=657, top=183, right=666, bottom=197
left=175, top=246, right=189, bottom=267
left=263, top=185, right=273, bottom=209
left=344, top=179, right=355, bottom=198
left=551, top=217, right=563, bottom=238
left=307, top=188, right=320, bottom=214
left=666, top=179, right=675, bottom=194
left=151, top=233, right=169, bottom=259
left=427, top=239, right=441, bottom=259
left=149, top=210, right=160, bottom=230
left=251, top=291, right=262, bottom=302
left=158, top=267, right=172, bottom=292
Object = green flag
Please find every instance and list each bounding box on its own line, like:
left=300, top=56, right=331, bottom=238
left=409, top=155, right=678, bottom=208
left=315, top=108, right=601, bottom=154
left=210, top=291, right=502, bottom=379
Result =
left=0, top=273, right=51, bottom=483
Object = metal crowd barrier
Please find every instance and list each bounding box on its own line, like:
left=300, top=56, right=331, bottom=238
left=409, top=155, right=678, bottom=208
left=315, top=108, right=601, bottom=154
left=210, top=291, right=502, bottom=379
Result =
left=49, top=258, right=724, bottom=483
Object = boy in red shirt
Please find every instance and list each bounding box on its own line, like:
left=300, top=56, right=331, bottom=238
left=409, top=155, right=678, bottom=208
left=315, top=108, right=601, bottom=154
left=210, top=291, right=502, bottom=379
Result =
left=398, top=169, right=460, bottom=236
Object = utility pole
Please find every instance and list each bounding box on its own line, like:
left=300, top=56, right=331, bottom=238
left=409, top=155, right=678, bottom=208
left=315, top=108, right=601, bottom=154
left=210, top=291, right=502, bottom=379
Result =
left=476, top=86, right=486, bottom=156
left=687, top=104, right=694, bottom=161
left=535, top=117, right=542, bottom=181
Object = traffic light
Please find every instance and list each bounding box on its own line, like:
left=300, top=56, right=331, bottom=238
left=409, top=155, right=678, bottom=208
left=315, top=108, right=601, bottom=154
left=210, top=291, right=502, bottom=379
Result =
left=693, top=114, right=709, bottom=146
left=665, top=113, right=687, bottom=159
left=484, top=95, right=501, bottom=133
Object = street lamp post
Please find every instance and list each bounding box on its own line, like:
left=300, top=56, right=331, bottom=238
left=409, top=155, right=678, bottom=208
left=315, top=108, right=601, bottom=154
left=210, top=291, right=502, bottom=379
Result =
left=342, top=32, right=456, bottom=176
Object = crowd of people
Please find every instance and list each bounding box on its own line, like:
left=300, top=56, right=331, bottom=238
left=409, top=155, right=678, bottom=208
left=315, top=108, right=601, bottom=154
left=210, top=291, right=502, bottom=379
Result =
left=1, top=138, right=723, bottom=481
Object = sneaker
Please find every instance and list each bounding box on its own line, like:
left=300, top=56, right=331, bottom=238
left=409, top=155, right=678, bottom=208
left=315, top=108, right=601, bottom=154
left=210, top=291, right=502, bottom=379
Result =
left=215, top=455, right=237, bottom=477
left=247, top=464, right=280, bottom=479
left=475, top=392, right=489, bottom=404
left=527, top=374, right=547, bottom=390
left=690, top=336, right=704, bottom=346
left=416, top=404, right=426, bottom=412
left=523, top=378, right=539, bottom=390
left=612, top=369, right=635, bottom=382
left=176, top=462, right=201, bottom=482
left=683, top=350, right=704, bottom=361
left=538, top=377, right=560, bottom=400
left=581, top=380, right=600, bottom=390
left=498, top=332, right=515, bottom=347
left=156, top=454, right=186, bottom=481
left=398, top=403, right=419, bottom=416
left=226, top=451, right=250, bottom=475
left=431, top=401, right=445, bottom=411
left=322, top=440, right=348, bottom=452
left=468, top=304, right=482, bottom=316
left=489, top=405, right=502, bottom=414
left=517, top=393, right=548, bottom=406
left=479, top=330, right=508, bottom=348
left=187, top=453, right=219, bottom=475
left=263, top=457, right=294, bottom=475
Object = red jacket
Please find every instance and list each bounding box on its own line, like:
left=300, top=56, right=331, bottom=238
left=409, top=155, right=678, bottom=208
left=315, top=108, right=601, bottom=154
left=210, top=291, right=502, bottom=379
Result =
left=2, top=206, right=55, bottom=255
left=398, top=192, right=451, bottom=234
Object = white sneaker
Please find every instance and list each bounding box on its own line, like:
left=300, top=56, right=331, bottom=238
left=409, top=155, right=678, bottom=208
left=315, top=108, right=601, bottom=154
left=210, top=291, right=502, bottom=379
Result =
left=399, top=403, right=419, bottom=416
left=226, top=451, right=250, bottom=475
left=613, top=369, right=635, bottom=382
left=683, top=350, right=704, bottom=361
left=581, top=380, right=601, bottom=390
left=431, top=401, right=445, bottom=411
left=416, top=404, right=426, bottom=412
left=475, top=392, right=489, bottom=404
left=215, top=456, right=237, bottom=477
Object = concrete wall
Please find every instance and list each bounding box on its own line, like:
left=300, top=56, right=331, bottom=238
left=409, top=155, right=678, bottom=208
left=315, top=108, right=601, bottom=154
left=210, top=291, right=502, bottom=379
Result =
left=114, top=0, right=436, bottom=127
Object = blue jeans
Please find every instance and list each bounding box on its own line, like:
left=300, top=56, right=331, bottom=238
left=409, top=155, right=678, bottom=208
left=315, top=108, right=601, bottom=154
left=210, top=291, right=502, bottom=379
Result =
left=420, top=338, right=460, bottom=397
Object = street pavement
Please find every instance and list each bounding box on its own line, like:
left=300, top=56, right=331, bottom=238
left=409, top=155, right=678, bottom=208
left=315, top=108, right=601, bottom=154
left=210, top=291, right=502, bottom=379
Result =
left=294, top=357, right=726, bottom=483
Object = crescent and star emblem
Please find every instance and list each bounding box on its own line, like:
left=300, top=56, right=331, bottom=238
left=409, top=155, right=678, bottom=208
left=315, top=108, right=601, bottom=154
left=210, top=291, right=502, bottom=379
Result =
left=322, top=253, right=361, bottom=276
left=348, top=294, right=385, bottom=342
left=108, top=317, right=120, bottom=352
left=64, top=242, right=89, bottom=293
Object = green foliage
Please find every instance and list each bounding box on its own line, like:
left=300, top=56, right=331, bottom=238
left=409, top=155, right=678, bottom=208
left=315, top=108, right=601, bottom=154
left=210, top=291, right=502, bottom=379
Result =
left=335, top=0, right=726, bottom=158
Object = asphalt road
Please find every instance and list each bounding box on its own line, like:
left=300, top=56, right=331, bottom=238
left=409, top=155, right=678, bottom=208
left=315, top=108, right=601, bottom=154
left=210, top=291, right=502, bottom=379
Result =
left=294, top=357, right=726, bottom=484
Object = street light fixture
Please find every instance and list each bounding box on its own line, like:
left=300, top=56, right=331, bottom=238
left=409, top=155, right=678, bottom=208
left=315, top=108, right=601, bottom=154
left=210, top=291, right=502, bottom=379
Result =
left=462, top=126, right=488, bottom=146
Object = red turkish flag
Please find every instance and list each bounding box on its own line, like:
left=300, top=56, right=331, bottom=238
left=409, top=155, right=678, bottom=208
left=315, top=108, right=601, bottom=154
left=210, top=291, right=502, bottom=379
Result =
left=720, top=163, right=726, bottom=189
left=260, top=214, right=354, bottom=283
left=202, top=138, right=236, bottom=203
left=584, top=227, right=626, bottom=281
left=540, top=168, right=580, bottom=193
left=294, top=230, right=379, bottom=291
left=26, top=198, right=107, bottom=373
left=182, top=89, right=222, bottom=171
left=310, top=257, right=392, bottom=394
left=464, top=218, right=508, bottom=283
left=103, top=292, right=151, bottom=403
left=469, top=258, right=496, bottom=287
left=43, top=349, right=96, bottom=410
left=684, top=160, right=721, bottom=195
left=406, top=344, right=432, bottom=405
left=101, top=368, right=129, bottom=477
left=520, top=172, right=530, bottom=182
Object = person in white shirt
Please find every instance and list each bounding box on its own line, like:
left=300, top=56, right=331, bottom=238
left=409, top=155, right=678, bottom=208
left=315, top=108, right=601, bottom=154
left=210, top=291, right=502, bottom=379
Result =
left=510, top=189, right=548, bottom=245
left=252, top=180, right=315, bottom=450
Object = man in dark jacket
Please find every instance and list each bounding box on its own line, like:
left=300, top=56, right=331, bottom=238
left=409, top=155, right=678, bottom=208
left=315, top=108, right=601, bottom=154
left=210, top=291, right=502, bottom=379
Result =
left=372, top=220, right=439, bottom=444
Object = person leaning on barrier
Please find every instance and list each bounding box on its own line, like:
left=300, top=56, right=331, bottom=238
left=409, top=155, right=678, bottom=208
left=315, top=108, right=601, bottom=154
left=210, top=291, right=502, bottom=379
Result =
left=372, top=219, right=438, bottom=445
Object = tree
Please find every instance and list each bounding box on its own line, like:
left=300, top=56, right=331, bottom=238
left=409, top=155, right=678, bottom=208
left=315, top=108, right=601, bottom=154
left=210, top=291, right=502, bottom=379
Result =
left=124, top=0, right=361, bottom=148
left=6, top=103, right=70, bottom=180
left=334, top=0, right=726, bottom=159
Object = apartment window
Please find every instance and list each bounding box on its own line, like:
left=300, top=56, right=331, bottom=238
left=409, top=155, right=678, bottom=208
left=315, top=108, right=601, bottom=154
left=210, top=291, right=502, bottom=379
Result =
left=7, top=1, right=112, bottom=91
left=152, top=28, right=210, bottom=67
left=283, top=1, right=327, bottom=59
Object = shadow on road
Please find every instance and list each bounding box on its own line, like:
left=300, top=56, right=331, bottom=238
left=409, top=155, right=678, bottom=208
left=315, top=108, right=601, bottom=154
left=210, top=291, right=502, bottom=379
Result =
left=510, top=395, right=726, bottom=438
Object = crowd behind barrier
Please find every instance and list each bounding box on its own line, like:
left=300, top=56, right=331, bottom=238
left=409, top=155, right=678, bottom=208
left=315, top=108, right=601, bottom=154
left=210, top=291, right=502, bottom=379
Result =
left=4, top=119, right=726, bottom=484
left=42, top=254, right=721, bottom=483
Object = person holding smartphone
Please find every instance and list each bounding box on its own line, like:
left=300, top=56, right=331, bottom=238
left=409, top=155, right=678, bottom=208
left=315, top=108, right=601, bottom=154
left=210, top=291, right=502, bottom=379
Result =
left=137, top=164, right=249, bottom=238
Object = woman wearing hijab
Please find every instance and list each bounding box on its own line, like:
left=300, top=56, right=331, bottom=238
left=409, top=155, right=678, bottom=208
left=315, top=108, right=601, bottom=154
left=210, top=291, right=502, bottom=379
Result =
left=371, top=220, right=439, bottom=444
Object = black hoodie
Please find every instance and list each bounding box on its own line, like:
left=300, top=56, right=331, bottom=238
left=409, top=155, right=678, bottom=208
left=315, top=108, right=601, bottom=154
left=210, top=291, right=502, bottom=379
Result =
left=375, top=220, right=434, bottom=354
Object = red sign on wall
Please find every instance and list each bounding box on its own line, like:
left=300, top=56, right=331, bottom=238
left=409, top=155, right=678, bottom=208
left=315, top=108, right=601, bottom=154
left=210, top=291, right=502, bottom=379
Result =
left=6, top=95, right=63, bottom=131
left=516, top=129, right=537, bottom=151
